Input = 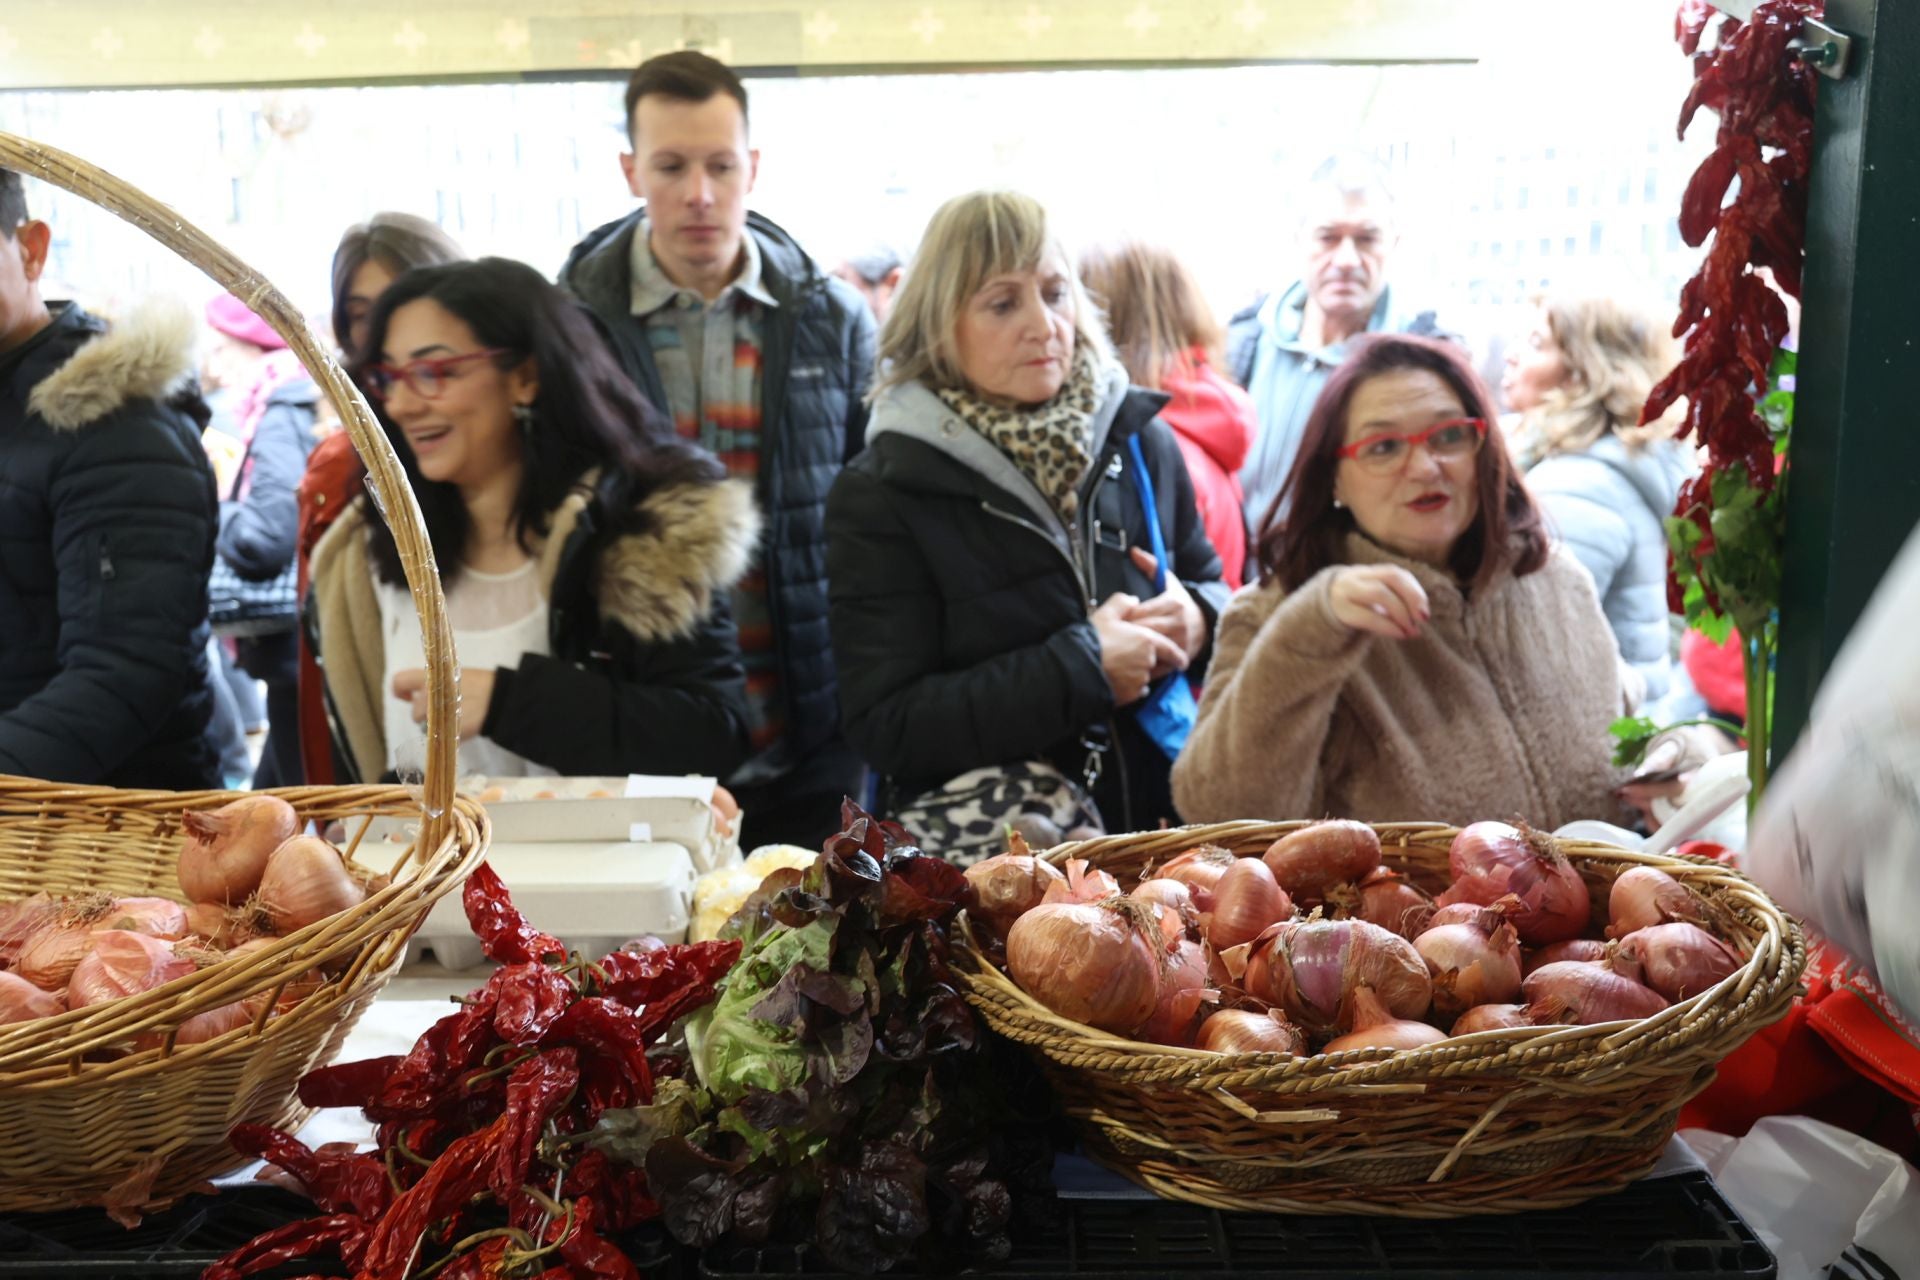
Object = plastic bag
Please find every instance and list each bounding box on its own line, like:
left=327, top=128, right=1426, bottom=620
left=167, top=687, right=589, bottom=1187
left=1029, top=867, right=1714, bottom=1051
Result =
left=1746, top=522, right=1920, bottom=1027
left=1682, top=1116, right=1920, bottom=1279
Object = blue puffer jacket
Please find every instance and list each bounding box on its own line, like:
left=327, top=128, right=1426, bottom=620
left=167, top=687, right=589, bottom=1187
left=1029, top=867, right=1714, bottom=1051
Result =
left=1526, top=434, right=1694, bottom=703
left=0, top=301, right=221, bottom=788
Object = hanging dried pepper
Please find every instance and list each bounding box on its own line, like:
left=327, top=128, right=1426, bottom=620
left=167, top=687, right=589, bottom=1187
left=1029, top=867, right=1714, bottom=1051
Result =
left=464, top=862, right=566, bottom=966
left=199, top=1213, right=370, bottom=1280
left=227, top=1125, right=394, bottom=1221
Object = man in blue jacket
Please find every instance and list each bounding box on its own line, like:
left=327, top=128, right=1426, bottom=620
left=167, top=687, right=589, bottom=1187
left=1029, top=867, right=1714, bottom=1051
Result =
left=560, top=51, right=876, bottom=851
left=1226, top=154, right=1451, bottom=530
left=0, top=168, right=222, bottom=788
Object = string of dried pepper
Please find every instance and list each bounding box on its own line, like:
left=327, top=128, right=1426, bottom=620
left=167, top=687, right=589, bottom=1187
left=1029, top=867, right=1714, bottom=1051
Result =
left=206, top=862, right=739, bottom=1279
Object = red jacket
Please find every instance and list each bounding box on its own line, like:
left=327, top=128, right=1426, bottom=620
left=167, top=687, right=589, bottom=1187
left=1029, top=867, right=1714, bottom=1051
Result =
left=1157, top=351, right=1253, bottom=589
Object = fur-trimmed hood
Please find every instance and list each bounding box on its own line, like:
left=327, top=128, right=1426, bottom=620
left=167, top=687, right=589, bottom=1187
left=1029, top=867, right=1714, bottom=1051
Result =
left=536, top=474, right=762, bottom=644
left=23, top=298, right=198, bottom=431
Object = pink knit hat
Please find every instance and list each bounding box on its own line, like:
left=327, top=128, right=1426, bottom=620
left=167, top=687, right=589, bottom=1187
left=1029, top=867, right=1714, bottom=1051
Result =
left=205, top=294, right=286, bottom=351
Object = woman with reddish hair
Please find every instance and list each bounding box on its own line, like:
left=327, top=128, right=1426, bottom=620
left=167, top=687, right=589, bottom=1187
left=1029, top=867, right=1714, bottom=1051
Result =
left=1172, top=333, right=1630, bottom=829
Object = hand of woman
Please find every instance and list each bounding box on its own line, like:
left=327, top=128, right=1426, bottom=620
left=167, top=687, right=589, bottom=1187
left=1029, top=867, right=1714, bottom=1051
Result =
left=1092, top=594, right=1187, bottom=706
left=1327, top=565, right=1432, bottom=640
left=392, top=666, right=496, bottom=742
left=1124, top=548, right=1207, bottom=677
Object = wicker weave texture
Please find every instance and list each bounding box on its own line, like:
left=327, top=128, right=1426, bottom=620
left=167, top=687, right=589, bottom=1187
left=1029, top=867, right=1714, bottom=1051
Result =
left=954, top=820, right=1806, bottom=1216
left=0, top=131, right=490, bottom=1213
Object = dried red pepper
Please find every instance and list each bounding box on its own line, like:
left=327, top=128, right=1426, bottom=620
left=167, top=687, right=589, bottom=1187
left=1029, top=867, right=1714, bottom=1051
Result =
left=200, top=1213, right=369, bottom=1280
left=493, top=961, right=578, bottom=1045
left=361, top=1114, right=510, bottom=1274
left=227, top=1125, right=394, bottom=1220
left=493, top=1048, right=580, bottom=1225
left=464, top=861, right=566, bottom=966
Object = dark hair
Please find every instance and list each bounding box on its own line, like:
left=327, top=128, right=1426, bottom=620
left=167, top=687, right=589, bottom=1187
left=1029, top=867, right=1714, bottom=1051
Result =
left=350, top=257, right=723, bottom=588
left=1254, top=333, right=1549, bottom=595
left=624, top=50, right=748, bottom=143
left=0, top=169, right=27, bottom=238
left=330, top=212, right=465, bottom=352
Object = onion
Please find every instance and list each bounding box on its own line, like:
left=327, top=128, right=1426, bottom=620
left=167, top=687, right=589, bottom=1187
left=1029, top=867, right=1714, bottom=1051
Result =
left=1142, top=986, right=1218, bottom=1047
left=0, top=894, right=60, bottom=965
left=1613, top=922, right=1743, bottom=1001
left=183, top=902, right=252, bottom=949
left=1425, top=896, right=1518, bottom=932
left=252, top=836, right=366, bottom=933
left=964, top=853, right=1065, bottom=941
left=1415, top=914, right=1523, bottom=1017
left=1322, top=986, right=1448, bottom=1054
left=1607, top=867, right=1709, bottom=939
left=13, top=896, right=113, bottom=990
left=179, top=795, right=299, bottom=905
left=1149, top=846, right=1235, bottom=910
left=1195, top=1008, right=1307, bottom=1055
left=0, top=970, right=65, bottom=1023
left=1133, top=879, right=1198, bottom=944
left=1262, top=820, right=1382, bottom=903
left=99, top=897, right=189, bottom=939
left=1450, top=1003, right=1534, bottom=1035
left=1330, top=867, right=1434, bottom=940
left=67, top=930, right=195, bottom=1009
left=1523, top=960, right=1668, bottom=1026
left=1039, top=859, right=1121, bottom=907
left=1244, top=917, right=1432, bottom=1034
left=1007, top=899, right=1162, bottom=1035
left=1439, top=822, right=1590, bottom=944
left=1207, top=858, right=1292, bottom=949
left=1523, top=938, right=1611, bottom=976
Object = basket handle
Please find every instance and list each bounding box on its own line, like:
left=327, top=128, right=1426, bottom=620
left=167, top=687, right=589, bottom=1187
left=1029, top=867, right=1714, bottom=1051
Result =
left=0, top=132, right=457, bottom=858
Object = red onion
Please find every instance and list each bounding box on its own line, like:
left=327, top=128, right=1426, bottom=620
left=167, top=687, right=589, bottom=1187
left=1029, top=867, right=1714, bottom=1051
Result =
left=0, top=894, right=60, bottom=966
left=964, top=853, right=1065, bottom=941
left=1439, top=822, right=1590, bottom=944
left=1613, top=922, right=1743, bottom=1001
left=14, top=896, right=113, bottom=991
left=1334, top=867, right=1435, bottom=940
left=1450, top=1003, right=1534, bottom=1035
left=1195, top=1008, right=1307, bottom=1055
left=1206, top=858, right=1291, bottom=950
left=1244, top=917, right=1432, bottom=1034
left=1262, top=820, right=1382, bottom=903
left=99, top=897, right=189, bottom=939
left=66, top=930, right=195, bottom=1009
left=1150, top=846, right=1235, bottom=911
left=1322, top=986, right=1448, bottom=1054
left=1039, top=859, right=1121, bottom=907
left=1415, top=914, right=1523, bottom=1017
left=1425, top=896, right=1518, bottom=932
left=1142, top=986, right=1218, bottom=1047
left=1523, top=960, right=1668, bottom=1026
left=1523, top=939, right=1611, bottom=976
left=1133, top=879, right=1198, bottom=944
left=179, top=795, right=298, bottom=905
left=1007, top=899, right=1161, bottom=1034
left=0, top=970, right=64, bottom=1023
left=1607, top=867, right=1709, bottom=939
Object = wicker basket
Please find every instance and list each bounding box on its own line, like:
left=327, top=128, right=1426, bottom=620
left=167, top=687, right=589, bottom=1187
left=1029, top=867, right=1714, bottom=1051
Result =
left=953, top=820, right=1806, bottom=1217
left=0, top=133, right=490, bottom=1214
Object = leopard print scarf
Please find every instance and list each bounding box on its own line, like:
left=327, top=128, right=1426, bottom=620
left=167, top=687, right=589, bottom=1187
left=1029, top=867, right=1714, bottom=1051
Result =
left=936, top=345, right=1109, bottom=521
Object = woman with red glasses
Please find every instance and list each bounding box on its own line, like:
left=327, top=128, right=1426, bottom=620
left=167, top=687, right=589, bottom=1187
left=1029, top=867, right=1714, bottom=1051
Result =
left=307, top=257, right=755, bottom=783
left=1172, top=333, right=1631, bottom=829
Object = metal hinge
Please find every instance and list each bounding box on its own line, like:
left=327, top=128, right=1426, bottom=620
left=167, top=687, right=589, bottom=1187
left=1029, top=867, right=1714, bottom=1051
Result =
left=1791, top=17, right=1853, bottom=81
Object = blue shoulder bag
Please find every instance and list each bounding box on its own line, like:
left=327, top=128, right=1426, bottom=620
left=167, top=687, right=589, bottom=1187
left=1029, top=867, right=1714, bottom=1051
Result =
left=1125, top=434, right=1198, bottom=761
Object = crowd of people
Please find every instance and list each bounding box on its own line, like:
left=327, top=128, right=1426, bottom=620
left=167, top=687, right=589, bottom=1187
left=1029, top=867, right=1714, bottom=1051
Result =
left=0, top=50, right=1720, bottom=858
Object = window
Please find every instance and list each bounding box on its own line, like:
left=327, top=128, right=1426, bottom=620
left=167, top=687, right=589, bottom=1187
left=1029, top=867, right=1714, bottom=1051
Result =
left=1590, top=221, right=1605, bottom=253
left=1539, top=236, right=1552, bottom=256
left=1564, top=235, right=1577, bottom=255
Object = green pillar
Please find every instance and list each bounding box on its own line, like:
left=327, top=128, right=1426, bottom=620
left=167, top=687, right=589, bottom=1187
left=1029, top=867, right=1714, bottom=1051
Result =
left=1773, top=0, right=1920, bottom=762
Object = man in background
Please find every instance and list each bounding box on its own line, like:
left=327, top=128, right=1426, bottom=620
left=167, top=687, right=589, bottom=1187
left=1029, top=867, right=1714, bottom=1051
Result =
left=1227, top=153, right=1451, bottom=527
left=831, top=242, right=904, bottom=326
left=0, top=167, right=222, bottom=787
left=559, top=52, right=876, bottom=850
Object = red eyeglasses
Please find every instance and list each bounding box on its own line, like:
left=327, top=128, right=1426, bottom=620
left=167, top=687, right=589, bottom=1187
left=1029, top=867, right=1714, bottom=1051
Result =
left=363, top=348, right=510, bottom=403
left=1337, top=417, right=1488, bottom=474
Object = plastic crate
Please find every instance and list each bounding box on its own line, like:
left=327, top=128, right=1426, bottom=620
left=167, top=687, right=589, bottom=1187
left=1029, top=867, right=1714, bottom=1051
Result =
left=695, top=1173, right=1775, bottom=1279
left=0, top=1188, right=685, bottom=1280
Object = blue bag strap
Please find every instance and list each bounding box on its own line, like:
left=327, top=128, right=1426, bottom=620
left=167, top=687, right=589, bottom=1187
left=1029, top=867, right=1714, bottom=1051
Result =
left=1126, top=433, right=1169, bottom=592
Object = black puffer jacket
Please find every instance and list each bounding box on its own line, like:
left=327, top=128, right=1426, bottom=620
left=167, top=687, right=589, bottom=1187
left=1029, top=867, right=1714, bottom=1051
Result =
left=826, top=370, right=1229, bottom=831
left=558, top=210, right=876, bottom=782
left=310, top=469, right=757, bottom=784
left=0, top=301, right=220, bottom=788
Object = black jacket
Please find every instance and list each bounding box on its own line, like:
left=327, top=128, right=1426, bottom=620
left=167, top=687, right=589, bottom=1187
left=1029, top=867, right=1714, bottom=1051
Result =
left=310, top=469, right=757, bottom=784
left=826, top=373, right=1229, bottom=831
left=0, top=301, right=220, bottom=789
left=558, top=209, right=876, bottom=789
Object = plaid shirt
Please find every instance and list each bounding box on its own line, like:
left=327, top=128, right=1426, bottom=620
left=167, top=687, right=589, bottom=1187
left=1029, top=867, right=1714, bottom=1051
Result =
left=629, top=221, right=787, bottom=776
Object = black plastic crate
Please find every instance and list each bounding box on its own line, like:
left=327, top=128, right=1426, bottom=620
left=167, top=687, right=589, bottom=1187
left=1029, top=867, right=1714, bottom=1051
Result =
left=0, top=1188, right=685, bottom=1279
left=696, top=1173, right=1775, bottom=1279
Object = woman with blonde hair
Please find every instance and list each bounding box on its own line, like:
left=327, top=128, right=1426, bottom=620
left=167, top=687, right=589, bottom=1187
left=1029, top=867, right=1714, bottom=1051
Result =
left=1504, top=292, right=1693, bottom=702
left=1080, top=242, right=1254, bottom=588
left=826, top=191, right=1227, bottom=859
